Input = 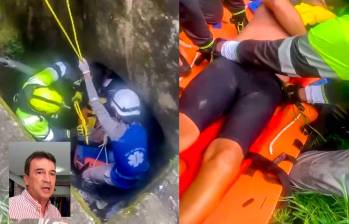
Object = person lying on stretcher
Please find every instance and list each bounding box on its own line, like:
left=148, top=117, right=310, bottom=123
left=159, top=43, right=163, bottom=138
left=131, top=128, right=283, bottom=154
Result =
left=179, top=0, right=347, bottom=223
left=219, top=0, right=349, bottom=198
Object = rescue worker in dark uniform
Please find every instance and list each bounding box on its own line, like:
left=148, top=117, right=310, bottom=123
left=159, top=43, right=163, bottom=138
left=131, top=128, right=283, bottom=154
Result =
left=179, top=0, right=248, bottom=66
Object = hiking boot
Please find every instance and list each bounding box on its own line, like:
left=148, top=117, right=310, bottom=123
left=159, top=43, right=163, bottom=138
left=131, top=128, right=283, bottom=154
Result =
left=230, top=9, right=248, bottom=34
left=194, top=38, right=226, bottom=65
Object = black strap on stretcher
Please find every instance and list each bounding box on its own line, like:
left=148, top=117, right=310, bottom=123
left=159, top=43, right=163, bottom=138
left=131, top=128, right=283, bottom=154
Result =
left=246, top=152, right=297, bottom=196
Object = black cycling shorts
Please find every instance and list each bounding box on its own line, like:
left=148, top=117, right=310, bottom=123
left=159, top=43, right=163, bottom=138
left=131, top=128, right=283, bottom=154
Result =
left=180, top=57, right=282, bottom=154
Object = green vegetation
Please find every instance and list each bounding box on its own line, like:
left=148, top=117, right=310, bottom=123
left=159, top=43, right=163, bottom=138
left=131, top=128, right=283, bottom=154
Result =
left=1, top=38, right=24, bottom=59
left=0, top=193, right=8, bottom=224
left=0, top=23, right=24, bottom=58
left=0, top=7, right=24, bottom=59
left=0, top=168, right=8, bottom=224
left=273, top=189, right=349, bottom=224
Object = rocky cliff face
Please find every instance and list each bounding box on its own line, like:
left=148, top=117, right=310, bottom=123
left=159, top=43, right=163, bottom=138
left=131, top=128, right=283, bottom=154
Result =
left=2, top=0, right=178, bottom=154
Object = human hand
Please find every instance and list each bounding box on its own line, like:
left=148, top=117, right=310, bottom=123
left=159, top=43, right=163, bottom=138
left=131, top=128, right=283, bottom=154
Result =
left=79, top=58, right=90, bottom=75
left=0, top=57, right=15, bottom=68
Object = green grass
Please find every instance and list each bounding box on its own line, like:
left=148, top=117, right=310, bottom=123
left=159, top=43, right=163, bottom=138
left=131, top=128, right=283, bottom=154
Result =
left=273, top=189, right=349, bottom=224
left=0, top=194, right=8, bottom=224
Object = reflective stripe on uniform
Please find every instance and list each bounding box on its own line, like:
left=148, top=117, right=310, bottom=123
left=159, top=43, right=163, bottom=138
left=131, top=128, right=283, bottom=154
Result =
left=55, top=61, right=67, bottom=77
left=22, top=76, right=45, bottom=88
left=278, top=37, right=299, bottom=76
left=16, top=108, right=51, bottom=139
left=43, top=129, right=54, bottom=141
left=23, top=67, right=59, bottom=88
left=22, top=115, right=41, bottom=126
left=298, top=37, right=337, bottom=79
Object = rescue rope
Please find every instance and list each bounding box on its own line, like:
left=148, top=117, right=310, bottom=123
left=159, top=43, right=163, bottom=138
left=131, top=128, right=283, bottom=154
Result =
left=44, top=0, right=89, bottom=144
left=65, top=0, right=82, bottom=58
left=74, top=101, right=89, bottom=145
left=191, top=52, right=200, bottom=68
left=93, top=144, right=109, bottom=167
left=43, top=0, right=82, bottom=60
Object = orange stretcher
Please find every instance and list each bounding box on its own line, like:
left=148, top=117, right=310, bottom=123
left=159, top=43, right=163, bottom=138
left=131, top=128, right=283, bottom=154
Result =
left=179, top=6, right=319, bottom=224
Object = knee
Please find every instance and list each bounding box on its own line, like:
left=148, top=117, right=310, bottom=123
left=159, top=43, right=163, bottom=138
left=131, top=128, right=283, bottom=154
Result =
left=203, top=139, right=244, bottom=171
left=208, top=149, right=238, bottom=171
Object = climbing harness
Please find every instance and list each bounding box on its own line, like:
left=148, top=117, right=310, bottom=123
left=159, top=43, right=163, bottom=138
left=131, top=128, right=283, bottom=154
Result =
left=44, top=0, right=89, bottom=144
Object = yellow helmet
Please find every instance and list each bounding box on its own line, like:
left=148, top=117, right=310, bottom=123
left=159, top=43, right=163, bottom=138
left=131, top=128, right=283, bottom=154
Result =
left=29, top=87, right=63, bottom=114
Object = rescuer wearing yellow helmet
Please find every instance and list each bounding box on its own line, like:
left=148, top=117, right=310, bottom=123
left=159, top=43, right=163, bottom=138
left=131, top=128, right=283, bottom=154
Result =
left=14, top=61, right=81, bottom=141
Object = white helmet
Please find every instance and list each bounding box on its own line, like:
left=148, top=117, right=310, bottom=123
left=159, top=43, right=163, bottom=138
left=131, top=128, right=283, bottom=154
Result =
left=110, top=89, right=141, bottom=117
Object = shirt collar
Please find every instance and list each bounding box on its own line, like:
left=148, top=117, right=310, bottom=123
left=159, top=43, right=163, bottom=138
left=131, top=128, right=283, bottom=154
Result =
left=22, top=189, right=50, bottom=215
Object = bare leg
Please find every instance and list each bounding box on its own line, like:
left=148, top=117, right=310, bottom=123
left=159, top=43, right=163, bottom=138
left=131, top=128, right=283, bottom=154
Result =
left=180, top=138, right=244, bottom=224
left=180, top=113, right=200, bottom=153
left=180, top=7, right=287, bottom=223
left=263, top=0, right=306, bottom=35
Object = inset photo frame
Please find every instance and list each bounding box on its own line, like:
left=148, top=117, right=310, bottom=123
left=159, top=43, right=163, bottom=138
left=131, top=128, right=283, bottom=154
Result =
left=8, top=142, right=70, bottom=220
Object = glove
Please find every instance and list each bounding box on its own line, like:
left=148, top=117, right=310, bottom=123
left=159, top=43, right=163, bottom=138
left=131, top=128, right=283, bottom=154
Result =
left=79, top=58, right=90, bottom=75
left=220, top=40, right=240, bottom=61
